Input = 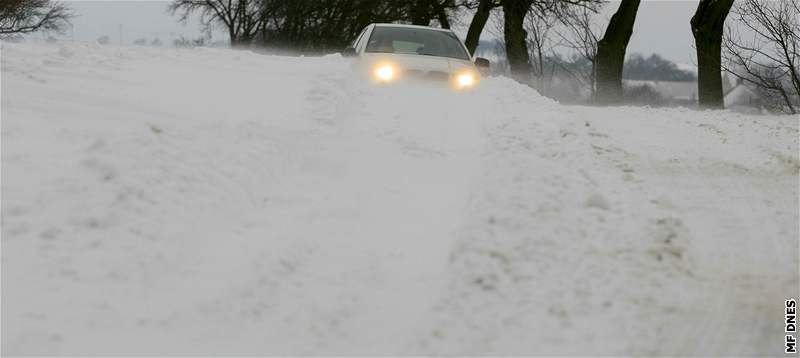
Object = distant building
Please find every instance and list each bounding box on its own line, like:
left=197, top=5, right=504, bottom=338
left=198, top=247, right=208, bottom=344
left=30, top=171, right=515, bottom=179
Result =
left=624, top=80, right=698, bottom=106
left=724, top=79, right=764, bottom=114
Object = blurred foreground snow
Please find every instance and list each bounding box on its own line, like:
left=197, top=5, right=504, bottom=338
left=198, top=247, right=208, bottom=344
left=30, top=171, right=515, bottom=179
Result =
left=2, top=42, right=798, bottom=355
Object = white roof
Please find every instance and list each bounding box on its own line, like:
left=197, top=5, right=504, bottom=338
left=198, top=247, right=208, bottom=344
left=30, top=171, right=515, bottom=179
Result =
left=724, top=84, right=759, bottom=107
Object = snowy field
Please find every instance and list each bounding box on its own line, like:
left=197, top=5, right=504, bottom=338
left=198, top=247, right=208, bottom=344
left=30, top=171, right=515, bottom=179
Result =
left=2, top=42, right=798, bottom=356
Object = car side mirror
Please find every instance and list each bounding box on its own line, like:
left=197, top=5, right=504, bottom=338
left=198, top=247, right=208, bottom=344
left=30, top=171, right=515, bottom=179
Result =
left=474, top=57, right=490, bottom=74
left=342, top=47, right=357, bottom=57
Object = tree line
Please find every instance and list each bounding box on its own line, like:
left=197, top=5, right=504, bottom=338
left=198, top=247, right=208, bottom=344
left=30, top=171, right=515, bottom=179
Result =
left=1, top=0, right=798, bottom=113
left=167, top=0, right=462, bottom=51
left=166, top=0, right=800, bottom=112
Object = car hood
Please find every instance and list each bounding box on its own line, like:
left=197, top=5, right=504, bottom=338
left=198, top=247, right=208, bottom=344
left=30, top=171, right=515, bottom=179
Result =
left=361, top=53, right=474, bottom=74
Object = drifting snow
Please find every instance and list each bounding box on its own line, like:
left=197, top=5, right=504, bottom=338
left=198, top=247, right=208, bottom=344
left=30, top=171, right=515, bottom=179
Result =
left=2, top=42, right=798, bottom=355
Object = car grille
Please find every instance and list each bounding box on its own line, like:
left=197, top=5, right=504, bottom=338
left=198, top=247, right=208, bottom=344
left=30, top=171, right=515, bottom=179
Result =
left=404, top=70, right=451, bottom=83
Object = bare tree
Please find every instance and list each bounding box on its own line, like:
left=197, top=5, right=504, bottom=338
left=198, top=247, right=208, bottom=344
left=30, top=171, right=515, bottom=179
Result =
left=260, top=0, right=410, bottom=53
left=691, top=0, right=735, bottom=109
left=464, top=0, right=500, bottom=55
left=594, top=0, right=640, bottom=105
left=503, top=0, right=602, bottom=85
left=722, top=0, right=800, bottom=114
left=408, top=0, right=459, bottom=28
left=525, top=7, right=558, bottom=92
left=489, top=3, right=558, bottom=89
left=169, top=0, right=270, bottom=47
left=0, top=0, right=71, bottom=36
left=503, top=0, right=534, bottom=84
left=553, top=4, right=603, bottom=98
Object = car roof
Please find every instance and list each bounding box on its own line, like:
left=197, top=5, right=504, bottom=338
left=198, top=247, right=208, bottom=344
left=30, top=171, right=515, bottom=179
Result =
left=371, top=23, right=453, bottom=33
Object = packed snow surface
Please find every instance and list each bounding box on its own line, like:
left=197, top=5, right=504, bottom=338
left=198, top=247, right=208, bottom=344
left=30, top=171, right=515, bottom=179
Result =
left=2, top=42, right=798, bottom=356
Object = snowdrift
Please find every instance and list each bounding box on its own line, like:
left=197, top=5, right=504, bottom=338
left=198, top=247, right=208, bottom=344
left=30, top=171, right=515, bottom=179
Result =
left=2, top=42, right=798, bottom=355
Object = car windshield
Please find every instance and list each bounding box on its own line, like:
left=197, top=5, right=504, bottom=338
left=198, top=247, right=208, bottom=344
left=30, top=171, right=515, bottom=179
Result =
left=365, top=26, right=470, bottom=61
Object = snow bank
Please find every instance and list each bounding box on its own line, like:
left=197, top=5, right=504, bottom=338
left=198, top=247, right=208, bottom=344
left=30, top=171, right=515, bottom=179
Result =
left=2, top=42, right=798, bottom=355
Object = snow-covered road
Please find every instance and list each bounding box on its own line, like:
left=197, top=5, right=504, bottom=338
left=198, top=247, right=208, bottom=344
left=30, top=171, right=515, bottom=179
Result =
left=2, top=43, right=798, bottom=355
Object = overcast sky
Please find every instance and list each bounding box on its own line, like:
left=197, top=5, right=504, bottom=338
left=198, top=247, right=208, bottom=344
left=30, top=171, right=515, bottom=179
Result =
left=604, top=1, right=698, bottom=64
left=61, top=0, right=701, bottom=64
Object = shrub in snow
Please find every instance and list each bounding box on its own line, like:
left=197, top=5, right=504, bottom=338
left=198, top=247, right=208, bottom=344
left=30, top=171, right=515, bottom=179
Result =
left=58, top=45, right=74, bottom=58
left=173, top=36, right=207, bottom=48
left=173, top=36, right=191, bottom=48
left=623, top=83, right=667, bottom=107
left=3, top=34, right=25, bottom=43
left=585, top=193, right=610, bottom=210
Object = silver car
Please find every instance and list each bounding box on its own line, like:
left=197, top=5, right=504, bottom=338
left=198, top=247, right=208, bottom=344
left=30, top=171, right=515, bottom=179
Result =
left=343, top=23, right=491, bottom=89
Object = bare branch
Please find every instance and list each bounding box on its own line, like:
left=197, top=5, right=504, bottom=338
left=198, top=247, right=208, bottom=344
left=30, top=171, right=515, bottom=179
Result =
left=723, top=0, right=799, bottom=114
left=0, top=0, right=72, bottom=35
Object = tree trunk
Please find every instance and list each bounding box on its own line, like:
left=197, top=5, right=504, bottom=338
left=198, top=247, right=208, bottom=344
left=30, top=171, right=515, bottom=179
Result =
left=409, top=0, right=433, bottom=26
left=535, top=41, right=544, bottom=92
left=503, top=0, right=532, bottom=84
left=436, top=6, right=451, bottom=29
left=691, top=0, right=734, bottom=109
left=465, top=0, right=495, bottom=55
left=778, top=87, right=797, bottom=114
left=594, top=0, right=640, bottom=105
left=229, top=28, right=238, bottom=47
left=261, top=19, right=268, bottom=47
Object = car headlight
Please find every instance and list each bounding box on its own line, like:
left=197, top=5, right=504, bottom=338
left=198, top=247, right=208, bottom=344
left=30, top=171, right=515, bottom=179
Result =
left=373, top=64, right=396, bottom=82
left=458, top=73, right=475, bottom=86
left=455, top=71, right=477, bottom=89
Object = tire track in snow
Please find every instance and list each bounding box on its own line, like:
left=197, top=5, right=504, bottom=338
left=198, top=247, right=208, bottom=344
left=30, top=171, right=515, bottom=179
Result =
left=419, top=96, right=797, bottom=355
